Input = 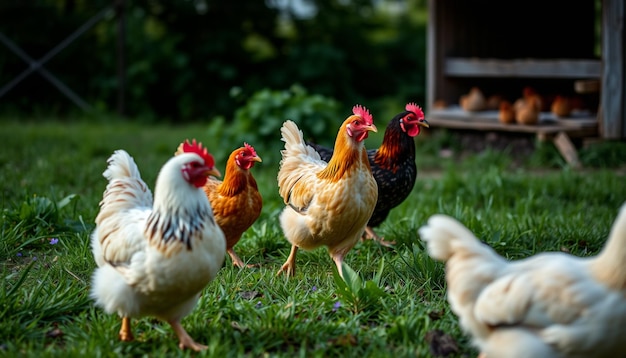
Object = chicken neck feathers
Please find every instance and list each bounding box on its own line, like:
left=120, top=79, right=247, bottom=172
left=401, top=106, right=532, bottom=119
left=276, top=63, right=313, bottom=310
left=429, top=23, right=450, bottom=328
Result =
left=318, top=141, right=370, bottom=182
left=372, top=111, right=416, bottom=172
left=209, top=149, right=260, bottom=197
left=203, top=157, right=262, bottom=251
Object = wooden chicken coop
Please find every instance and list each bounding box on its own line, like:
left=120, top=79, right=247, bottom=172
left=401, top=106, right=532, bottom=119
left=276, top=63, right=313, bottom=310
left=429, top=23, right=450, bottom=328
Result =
left=426, top=0, right=625, bottom=167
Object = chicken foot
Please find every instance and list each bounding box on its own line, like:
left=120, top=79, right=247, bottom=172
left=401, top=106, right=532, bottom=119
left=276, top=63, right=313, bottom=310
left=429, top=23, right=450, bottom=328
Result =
left=363, top=226, right=395, bottom=247
left=119, top=316, right=134, bottom=341
left=277, top=245, right=298, bottom=276
left=169, top=319, right=207, bottom=351
left=228, top=249, right=256, bottom=268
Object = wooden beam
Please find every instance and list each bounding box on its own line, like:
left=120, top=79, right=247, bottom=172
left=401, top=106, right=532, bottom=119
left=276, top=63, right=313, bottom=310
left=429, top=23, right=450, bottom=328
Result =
left=444, top=58, right=601, bottom=78
left=553, top=132, right=582, bottom=169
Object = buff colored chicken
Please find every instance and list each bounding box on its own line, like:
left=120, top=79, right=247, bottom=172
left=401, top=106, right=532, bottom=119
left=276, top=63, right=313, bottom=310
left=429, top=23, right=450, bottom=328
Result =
left=514, top=87, right=542, bottom=125
left=418, top=203, right=626, bottom=358
left=176, top=142, right=262, bottom=268
left=90, top=140, right=225, bottom=351
left=276, top=105, right=378, bottom=278
left=460, top=87, right=487, bottom=112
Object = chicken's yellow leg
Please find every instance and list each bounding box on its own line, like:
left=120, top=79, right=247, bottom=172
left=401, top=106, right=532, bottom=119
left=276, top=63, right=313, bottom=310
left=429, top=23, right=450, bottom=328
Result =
left=277, top=245, right=298, bottom=276
left=119, top=316, right=134, bottom=341
left=331, top=253, right=345, bottom=279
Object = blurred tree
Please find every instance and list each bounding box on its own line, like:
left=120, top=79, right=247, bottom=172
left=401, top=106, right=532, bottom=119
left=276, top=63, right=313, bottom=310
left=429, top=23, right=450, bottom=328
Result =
left=0, top=0, right=427, bottom=121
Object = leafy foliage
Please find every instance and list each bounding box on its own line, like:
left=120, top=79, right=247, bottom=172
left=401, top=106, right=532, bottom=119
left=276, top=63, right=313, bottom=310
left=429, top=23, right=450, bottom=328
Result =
left=333, top=261, right=387, bottom=314
left=215, top=84, right=343, bottom=165
left=0, top=0, right=427, bottom=121
left=2, top=194, right=78, bottom=231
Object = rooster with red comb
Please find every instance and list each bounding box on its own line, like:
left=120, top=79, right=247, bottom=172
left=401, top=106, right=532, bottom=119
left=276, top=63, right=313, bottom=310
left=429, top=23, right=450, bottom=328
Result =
left=307, top=102, right=430, bottom=246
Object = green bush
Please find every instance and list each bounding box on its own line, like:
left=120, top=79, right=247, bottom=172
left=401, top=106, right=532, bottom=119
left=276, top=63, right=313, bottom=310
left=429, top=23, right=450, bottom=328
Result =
left=213, top=84, right=342, bottom=166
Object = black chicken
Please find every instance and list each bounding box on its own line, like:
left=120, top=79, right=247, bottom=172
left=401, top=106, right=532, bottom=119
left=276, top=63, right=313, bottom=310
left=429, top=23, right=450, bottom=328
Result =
left=307, top=102, right=429, bottom=246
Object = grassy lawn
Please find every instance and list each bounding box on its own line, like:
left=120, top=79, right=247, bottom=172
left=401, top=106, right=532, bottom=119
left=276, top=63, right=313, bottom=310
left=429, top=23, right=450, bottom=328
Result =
left=1, top=117, right=625, bottom=357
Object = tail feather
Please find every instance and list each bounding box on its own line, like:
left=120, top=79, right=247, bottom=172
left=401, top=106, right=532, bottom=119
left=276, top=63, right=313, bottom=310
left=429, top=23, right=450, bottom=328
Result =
left=280, top=120, right=322, bottom=161
left=102, top=150, right=142, bottom=182
left=95, top=150, right=153, bottom=226
left=418, top=214, right=501, bottom=263
left=589, top=201, right=626, bottom=289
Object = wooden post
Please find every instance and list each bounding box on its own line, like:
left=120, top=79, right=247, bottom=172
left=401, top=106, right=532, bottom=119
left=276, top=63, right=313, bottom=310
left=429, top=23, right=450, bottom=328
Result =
left=601, top=0, right=625, bottom=138
left=553, top=132, right=582, bottom=169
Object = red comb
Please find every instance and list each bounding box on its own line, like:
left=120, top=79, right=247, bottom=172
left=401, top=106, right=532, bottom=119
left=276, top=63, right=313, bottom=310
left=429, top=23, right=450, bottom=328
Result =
left=181, top=139, right=215, bottom=167
left=352, top=104, right=373, bottom=125
left=243, top=142, right=257, bottom=157
left=405, top=102, right=424, bottom=119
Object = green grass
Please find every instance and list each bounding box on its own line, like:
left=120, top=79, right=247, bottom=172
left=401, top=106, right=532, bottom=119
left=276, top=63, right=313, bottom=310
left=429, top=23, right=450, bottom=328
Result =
left=1, top=116, right=625, bottom=357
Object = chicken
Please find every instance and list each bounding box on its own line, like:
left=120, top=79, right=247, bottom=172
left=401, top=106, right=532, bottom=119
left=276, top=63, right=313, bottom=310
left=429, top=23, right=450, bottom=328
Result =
left=418, top=203, right=626, bottom=358
left=514, top=87, right=543, bottom=125
left=276, top=105, right=378, bottom=278
left=551, top=95, right=572, bottom=118
left=498, top=100, right=515, bottom=124
left=514, top=99, right=540, bottom=125
left=176, top=142, right=262, bottom=268
left=460, top=87, right=487, bottom=112
left=90, top=140, right=226, bottom=351
left=307, top=102, right=430, bottom=246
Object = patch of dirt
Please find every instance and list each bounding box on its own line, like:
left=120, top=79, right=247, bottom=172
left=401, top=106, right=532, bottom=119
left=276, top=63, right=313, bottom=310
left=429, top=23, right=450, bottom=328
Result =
left=455, top=130, right=537, bottom=159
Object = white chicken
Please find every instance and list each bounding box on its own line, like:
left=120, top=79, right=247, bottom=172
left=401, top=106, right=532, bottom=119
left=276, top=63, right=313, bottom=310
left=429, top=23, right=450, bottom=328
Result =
left=418, top=203, right=626, bottom=358
left=90, top=139, right=226, bottom=351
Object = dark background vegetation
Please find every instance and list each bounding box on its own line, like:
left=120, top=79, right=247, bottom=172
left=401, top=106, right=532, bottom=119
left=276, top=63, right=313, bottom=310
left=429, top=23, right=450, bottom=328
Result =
left=0, top=0, right=427, bottom=123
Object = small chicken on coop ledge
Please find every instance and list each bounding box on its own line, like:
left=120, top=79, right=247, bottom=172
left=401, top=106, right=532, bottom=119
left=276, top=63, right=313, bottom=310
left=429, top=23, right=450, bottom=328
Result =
left=430, top=83, right=599, bottom=169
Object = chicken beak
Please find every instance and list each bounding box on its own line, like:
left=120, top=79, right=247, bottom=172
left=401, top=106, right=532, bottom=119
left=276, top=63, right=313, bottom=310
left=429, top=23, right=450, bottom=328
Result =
left=367, top=124, right=378, bottom=133
left=418, top=119, right=430, bottom=128
left=207, top=167, right=221, bottom=178
left=252, top=155, right=262, bottom=163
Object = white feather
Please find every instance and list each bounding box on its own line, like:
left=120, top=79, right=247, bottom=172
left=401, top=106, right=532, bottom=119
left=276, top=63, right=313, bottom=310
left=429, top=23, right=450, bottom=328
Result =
left=90, top=149, right=225, bottom=334
left=419, top=203, right=626, bottom=357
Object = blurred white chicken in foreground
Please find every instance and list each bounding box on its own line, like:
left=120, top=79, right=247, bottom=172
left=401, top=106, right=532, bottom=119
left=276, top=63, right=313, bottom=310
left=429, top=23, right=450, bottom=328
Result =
left=418, top=203, right=626, bottom=358
left=90, top=139, right=226, bottom=351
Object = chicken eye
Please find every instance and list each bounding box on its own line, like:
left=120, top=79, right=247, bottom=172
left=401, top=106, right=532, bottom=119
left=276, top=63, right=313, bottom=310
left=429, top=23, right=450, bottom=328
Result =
left=353, top=120, right=361, bottom=126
